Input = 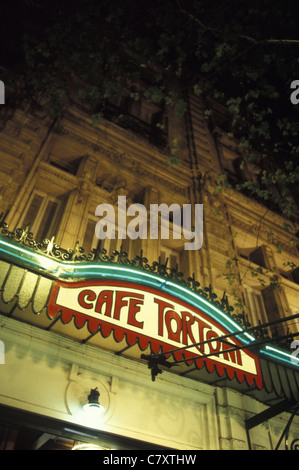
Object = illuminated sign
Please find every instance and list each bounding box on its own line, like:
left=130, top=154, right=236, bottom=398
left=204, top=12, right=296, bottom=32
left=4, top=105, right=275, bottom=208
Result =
left=48, top=280, right=263, bottom=388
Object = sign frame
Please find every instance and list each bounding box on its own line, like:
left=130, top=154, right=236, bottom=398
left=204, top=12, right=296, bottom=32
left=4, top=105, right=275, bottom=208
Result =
left=48, top=279, right=263, bottom=389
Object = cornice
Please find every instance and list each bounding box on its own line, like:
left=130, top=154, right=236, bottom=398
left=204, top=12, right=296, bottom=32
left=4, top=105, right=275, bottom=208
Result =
left=63, top=106, right=191, bottom=173
left=54, top=122, right=191, bottom=197
left=279, top=276, right=299, bottom=294
left=229, top=214, right=298, bottom=256
left=39, top=161, right=78, bottom=186
left=224, top=189, right=298, bottom=250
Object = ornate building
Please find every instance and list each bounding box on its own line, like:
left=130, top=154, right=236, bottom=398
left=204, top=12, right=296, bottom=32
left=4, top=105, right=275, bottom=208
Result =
left=0, top=80, right=298, bottom=450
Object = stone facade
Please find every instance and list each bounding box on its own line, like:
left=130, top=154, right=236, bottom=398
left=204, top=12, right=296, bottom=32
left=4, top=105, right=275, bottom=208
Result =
left=0, top=90, right=298, bottom=450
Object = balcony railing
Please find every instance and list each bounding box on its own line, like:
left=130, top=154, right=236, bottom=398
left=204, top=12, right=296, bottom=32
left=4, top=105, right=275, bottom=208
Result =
left=103, top=102, right=168, bottom=148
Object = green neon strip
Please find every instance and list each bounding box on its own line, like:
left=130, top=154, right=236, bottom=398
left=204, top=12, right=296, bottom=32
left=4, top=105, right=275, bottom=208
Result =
left=261, top=345, right=299, bottom=366
left=0, top=236, right=297, bottom=367
left=0, top=237, right=249, bottom=336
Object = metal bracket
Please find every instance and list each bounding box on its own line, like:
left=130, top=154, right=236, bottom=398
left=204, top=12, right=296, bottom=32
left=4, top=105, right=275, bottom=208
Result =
left=141, top=354, right=175, bottom=381
left=245, top=399, right=298, bottom=450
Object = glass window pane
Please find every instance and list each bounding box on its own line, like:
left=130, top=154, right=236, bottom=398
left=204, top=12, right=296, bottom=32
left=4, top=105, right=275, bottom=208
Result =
left=22, top=195, right=43, bottom=229
left=83, top=219, right=96, bottom=252
left=36, top=200, right=58, bottom=241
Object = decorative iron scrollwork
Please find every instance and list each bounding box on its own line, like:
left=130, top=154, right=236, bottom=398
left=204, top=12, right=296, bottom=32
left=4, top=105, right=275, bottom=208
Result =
left=1, top=211, right=297, bottom=351
left=290, top=439, right=299, bottom=450
left=0, top=210, right=282, bottom=336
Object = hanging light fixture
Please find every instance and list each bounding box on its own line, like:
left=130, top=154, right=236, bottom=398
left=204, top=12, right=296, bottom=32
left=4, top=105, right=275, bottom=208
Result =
left=83, top=387, right=105, bottom=413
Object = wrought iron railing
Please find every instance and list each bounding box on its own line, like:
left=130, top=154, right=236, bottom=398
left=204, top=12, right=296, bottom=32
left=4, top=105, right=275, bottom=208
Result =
left=103, top=102, right=168, bottom=148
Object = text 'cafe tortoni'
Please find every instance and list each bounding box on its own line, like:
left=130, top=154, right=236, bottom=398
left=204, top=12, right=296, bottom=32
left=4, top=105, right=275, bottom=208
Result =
left=0, top=213, right=298, bottom=451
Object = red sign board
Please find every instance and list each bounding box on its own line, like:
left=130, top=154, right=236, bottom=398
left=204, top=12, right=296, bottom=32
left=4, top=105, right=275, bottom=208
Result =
left=48, top=280, right=263, bottom=388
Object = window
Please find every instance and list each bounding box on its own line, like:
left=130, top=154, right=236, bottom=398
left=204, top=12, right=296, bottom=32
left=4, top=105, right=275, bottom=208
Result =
left=239, top=246, right=269, bottom=269
left=20, top=191, right=62, bottom=241
left=248, top=246, right=268, bottom=269
left=244, top=285, right=285, bottom=338
left=280, top=267, right=299, bottom=285
left=160, top=244, right=190, bottom=277
left=82, top=216, right=141, bottom=260
left=104, top=87, right=168, bottom=148
left=82, top=218, right=98, bottom=253
left=160, top=246, right=179, bottom=270
left=49, top=156, right=82, bottom=175
left=244, top=286, right=267, bottom=326
left=221, top=154, right=248, bottom=187
left=261, top=286, right=285, bottom=337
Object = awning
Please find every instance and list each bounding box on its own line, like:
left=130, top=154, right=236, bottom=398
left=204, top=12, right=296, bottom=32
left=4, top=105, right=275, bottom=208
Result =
left=0, top=235, right=298, bottom=412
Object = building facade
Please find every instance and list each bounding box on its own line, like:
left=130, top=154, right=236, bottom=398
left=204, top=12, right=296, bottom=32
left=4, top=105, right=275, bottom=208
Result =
left=0, top=86, right=298, bottom=450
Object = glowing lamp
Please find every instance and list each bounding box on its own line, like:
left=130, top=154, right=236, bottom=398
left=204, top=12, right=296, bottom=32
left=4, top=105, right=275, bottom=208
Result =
left=83, top=387, right=105, bottom=413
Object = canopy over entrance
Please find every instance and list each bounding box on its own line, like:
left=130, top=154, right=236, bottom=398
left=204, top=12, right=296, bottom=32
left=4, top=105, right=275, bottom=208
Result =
left=0, top=234, right=298, bottom=414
